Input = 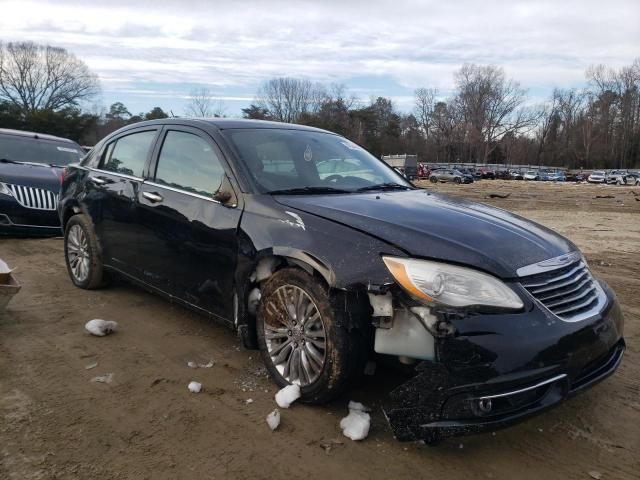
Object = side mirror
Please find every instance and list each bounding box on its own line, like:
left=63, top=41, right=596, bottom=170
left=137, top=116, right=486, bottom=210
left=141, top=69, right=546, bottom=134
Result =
left=213, top=190, right=233, bottom=204
left=212, top=175, right=237, bottom=206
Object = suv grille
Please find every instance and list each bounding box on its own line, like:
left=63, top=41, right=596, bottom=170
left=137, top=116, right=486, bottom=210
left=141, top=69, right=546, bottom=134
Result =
left=520, top=261, right=602, bottom=321
left=8, top=184, right=58, bottom=211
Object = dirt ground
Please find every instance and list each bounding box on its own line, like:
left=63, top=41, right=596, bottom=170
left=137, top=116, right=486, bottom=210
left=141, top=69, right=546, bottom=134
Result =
left=1, top=180, right=639, bottom=480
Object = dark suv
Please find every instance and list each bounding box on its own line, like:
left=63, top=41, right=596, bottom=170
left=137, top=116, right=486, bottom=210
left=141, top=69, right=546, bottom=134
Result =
left=59, top=119, right=624, bottom=443
left=1, top=128, right=83, bottom=235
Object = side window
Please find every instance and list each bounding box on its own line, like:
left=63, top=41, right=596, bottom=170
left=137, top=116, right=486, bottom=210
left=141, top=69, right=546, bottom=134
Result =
left=102, top=130, right=156, bottom=177
left=155, top=131, right=225, bottom=196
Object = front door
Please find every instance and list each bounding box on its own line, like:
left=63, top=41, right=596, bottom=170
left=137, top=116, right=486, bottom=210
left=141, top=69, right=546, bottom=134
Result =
left=137, top=127, right=242, bottom=320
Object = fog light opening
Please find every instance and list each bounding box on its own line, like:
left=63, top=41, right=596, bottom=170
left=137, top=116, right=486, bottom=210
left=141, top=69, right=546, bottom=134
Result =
left=477, top=398, right=493, bottom=414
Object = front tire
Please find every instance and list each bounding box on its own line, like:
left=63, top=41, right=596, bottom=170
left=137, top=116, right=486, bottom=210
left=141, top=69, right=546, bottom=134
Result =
left=64, top=214, right=106, bottom=289
left=430, top=176, right=438, bottom=183
left=454, top=177, right=462, bottom=184
left=256, top=268, right=364, bottom=404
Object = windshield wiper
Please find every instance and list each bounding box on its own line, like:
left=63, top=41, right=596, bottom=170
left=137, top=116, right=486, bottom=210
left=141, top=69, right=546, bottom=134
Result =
left=268, top=186, right=350, bottom=195
left=355, top=182, right=413, bottom=192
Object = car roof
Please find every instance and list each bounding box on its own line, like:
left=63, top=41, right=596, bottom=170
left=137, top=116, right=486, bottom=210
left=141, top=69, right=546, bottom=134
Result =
left=116, top=118, right=335, bottom=134
left=0, top=128, right=79, bottom=144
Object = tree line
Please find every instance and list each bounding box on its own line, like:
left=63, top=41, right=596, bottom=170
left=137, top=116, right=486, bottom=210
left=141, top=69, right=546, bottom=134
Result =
left=1, top=41, right=638, bottom=168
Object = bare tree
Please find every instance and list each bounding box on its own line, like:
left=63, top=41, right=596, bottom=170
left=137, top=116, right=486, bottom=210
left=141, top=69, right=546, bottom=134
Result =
left=185, top=88, right=227, bottom=118
left=256, top=78, right=324, bottom=123
left=413, top=87, right=437, bottom=138
left=453, top=64, right=538, bottom=162
left=0, top=41, right=99, bottom=113
left=535, top=90, right=562, bottom=164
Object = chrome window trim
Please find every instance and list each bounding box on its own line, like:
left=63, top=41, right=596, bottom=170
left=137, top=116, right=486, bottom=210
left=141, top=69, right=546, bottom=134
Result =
left=144, top=181, right=236, bottom=207
left=516, top=251, right=582, bottom=277
left=88, top=167, right=143, bottom=182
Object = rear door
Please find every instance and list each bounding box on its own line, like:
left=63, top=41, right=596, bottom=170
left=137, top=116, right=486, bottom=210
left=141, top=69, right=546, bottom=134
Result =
left=137, top=126, right=242, bottom=319
left=84, top=127, right=160, bottom=276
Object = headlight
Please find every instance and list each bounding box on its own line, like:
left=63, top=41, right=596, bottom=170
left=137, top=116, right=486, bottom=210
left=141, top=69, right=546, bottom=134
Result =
left=0, top=182, right=13, bottom=196
left=383, top=256, right=523, bottom=309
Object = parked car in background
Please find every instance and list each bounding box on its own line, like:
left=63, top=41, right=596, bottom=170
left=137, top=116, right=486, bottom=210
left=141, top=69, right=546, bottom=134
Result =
left=58, top=118, right=625, bottom=444
left=624, top=171, right=640, bottom=185
left=523, top=170, right=539, bottom=181
left=495, top=169, right=511, bottom=180
left=606, top=170, right=628, bottom=185
left=458, top=167, right=480, bottom=180
left=0, top=128, right=83, bottom=235
left=588, top=170, right=607, bottom=183
left=478, top=167, right=495, bottom=179
left=429, top=168, right=474, bottom=184
left=509, top=170, right=524, bottom=180
left=546, top=171, right=566, bottom=182
left=566, top=171, right=587, bottom=182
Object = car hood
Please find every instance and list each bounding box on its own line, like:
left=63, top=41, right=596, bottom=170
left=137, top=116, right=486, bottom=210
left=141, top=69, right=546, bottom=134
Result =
left=0, top=162, right=62, bottom=191
left=274, top=189, right=576, bottom=278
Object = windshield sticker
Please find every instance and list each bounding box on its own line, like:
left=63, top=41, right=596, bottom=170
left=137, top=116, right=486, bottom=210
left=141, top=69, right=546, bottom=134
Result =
left=304, top=145, right=313, bottom=162
left=340, top=140, right=362, bottom=151
left=57, top=146, right=79, bottom=153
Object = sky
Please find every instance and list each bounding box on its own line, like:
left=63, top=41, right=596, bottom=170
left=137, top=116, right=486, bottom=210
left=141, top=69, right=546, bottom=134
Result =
left=1, top=0, right=638, bottom=116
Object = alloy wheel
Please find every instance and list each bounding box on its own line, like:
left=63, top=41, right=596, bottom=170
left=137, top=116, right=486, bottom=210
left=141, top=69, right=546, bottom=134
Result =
left=263, top=285, right=327, bottom=386
left=67, top=224, right=90, bottom=283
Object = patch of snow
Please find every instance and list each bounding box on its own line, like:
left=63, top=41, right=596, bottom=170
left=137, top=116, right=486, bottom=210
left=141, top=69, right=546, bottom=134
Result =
left=245, top=398, right=254, bottom=404
left=266, top=409, right=280, bottom=430
left=85, top=362, right=98, bottom=370
left=199, top=360, right=214, bottom=368
left=348, top=400, right=371, bottom=412
left=187, top=361, right=198, bottom=368
left=275, top=384, right=301, bottom=408
left=340, top=402, right=371, bottom=441
left=90, top=373, right=113, bottom=384
left=85, top=319, right=118, bottom=336
left=188, top=381, right=202, bottom=393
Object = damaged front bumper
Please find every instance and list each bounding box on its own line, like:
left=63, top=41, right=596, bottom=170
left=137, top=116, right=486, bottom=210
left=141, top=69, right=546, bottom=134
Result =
left=381, top=283, right=625, bottom=442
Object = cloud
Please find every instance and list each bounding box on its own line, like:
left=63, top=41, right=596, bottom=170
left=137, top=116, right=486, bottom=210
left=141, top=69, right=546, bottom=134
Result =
left=0, top=0, right=638, bottom=113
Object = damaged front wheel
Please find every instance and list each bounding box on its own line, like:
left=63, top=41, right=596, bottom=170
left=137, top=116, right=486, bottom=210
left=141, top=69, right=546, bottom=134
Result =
left=257, top=268, right=362, bottom=404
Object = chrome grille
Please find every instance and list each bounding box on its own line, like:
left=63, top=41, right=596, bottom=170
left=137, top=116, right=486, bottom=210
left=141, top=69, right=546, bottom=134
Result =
left=7, top=184, right=58, bottom=211
left=521, top=261, right=604, bottom=322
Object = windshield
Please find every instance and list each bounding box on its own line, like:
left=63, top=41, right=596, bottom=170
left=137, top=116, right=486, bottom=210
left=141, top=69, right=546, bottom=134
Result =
left=0, top=135, right=83, bottom=166
left=222, top=129, right=412, bottom=193
left=593, top=171, right=605, bottom=175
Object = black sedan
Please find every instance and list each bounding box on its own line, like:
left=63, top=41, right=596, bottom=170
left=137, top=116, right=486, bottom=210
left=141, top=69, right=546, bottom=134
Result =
left=58, top=119, right=624, bottom=443
left=0, top=128, right=84, bottom=235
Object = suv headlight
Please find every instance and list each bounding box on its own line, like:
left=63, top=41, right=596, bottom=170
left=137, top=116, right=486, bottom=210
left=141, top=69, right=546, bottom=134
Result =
left=383, top=256, right=523, bottom=309
left=0, top=182, right=13, bottom=197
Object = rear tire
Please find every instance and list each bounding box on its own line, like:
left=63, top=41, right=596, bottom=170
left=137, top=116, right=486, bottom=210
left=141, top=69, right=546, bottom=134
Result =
left=256, top=268, right=365, bottom=404
left=64, top=214, right=107, bottom=289
left=454, top=177, right=461, bottom=184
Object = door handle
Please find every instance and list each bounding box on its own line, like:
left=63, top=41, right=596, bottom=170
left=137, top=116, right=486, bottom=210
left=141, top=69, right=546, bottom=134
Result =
left=142, top=191, right=164, bottom=203
left=90, top=176, right=108, bottom=185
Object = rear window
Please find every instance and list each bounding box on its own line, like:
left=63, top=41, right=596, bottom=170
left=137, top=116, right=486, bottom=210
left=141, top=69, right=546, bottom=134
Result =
left=0, top=134, right=82, bottom=166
